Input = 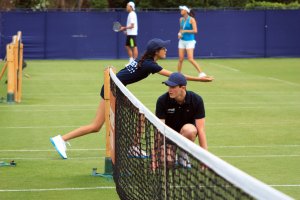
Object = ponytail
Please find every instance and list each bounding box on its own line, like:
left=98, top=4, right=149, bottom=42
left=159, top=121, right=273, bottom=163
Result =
left=189, top=9, right=195, bottom=18
left=137, top=51, right=157, bottom=68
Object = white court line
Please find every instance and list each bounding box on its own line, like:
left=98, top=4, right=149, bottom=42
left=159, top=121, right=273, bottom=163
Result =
left=268, top=77, right=300, bottom=87
left=0, top=108, right=95, bottom=112
left=23, top=93, right=96, bottom=96
left=209, top=62, right=240, bottom=72
left=0, top=149, right=105, bottom=152
left=0, top=125, right=78, bottom=129
left=206, top=102, right=300, bottom=105
left=270, top=185, right=300, bottom=187
left=1, top=120, right=299, bottom=129
left=0, top=157, right=103, bottom=160
left=0, top=145, right=298, bottom=153
left=0, top=105, right=95, bottom=108
left=208, top=121, right=299, bottom=126
left=220, top=155, right=300, bottom=158
left=0, top=185, right=298, bottom=193
left=210, top=144, right=300, bottom=148
left=0, top=186, right=116, bottom=192
left=1, top=155, right=299, bottom=161
left=207, top=106, right=299, bottom=109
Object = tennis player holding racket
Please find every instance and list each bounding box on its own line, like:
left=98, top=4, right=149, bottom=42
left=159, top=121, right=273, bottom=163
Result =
left=119, top=2, right=138, bottom=65
left=50, top=38, right=213, bottom=159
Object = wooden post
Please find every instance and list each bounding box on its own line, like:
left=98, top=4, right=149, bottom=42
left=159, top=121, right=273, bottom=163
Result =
left=104, top=67, right=111, bottom=158
left=6, top=44, right=14, bottom=103
left=16, top=41, right=23, bottom=103
left=13, top=35, right=18, bottom=102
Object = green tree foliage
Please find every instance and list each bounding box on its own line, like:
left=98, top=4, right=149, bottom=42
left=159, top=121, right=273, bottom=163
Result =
left=245, top=1, right=300, bottom=9
left=0, top=0, right=299, bottom=10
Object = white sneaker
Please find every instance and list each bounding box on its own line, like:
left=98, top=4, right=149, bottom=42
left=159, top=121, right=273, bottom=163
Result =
left=198, top=72, right=207, bottom=78
left=178, top=151, right=191, bottom=169
left=50, top=135, right=68, bottom=159
left=128, top=146, right=149, bottom=158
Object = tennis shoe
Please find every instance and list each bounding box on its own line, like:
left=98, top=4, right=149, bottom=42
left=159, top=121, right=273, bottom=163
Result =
left=128, top=146, right=149, bottom=158
left=198, top=72, right=207, bottom=78
left=178, top=151, right=192, bottom=169
left=50, top=135, right=69, bottom=159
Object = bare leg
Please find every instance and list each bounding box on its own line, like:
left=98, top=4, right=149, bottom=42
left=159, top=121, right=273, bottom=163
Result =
left=132, top=46, right=138, bottom=59
left=125, top=46, right=133, bottom=59
left=180, top=124, right=197, bottom=142
left=62, top=100, right=105, bottom=141
left=177, top=48, right=185, bottom=72
left=186, top=48, right=202, bottom=73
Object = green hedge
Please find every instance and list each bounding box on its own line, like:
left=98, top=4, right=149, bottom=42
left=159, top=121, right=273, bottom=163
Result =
left=245, top=1, right=300, bottom=9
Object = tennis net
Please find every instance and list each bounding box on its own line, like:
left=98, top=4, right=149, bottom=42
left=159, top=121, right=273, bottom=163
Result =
left=108, top=68, right=292, bottom=200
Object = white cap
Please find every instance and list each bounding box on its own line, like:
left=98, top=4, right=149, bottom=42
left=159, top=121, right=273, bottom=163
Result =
left=128, top=2, right=135, bottom=11
left=179, top=5, right=190, bottom=13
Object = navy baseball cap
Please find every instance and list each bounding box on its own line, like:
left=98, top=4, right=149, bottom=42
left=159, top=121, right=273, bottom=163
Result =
left=146, top=38, right=170, bottom=53
left=163, top=72, right=187, bottom=86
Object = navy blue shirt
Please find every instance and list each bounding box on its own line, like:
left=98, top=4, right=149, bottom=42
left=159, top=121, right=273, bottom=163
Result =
left=101, top=58, right=163, bottom=98
left=156, top=91, right=205, bottom=133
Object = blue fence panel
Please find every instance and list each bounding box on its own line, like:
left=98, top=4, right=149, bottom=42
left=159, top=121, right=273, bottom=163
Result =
left=46, top=11, right=119, bottom=59
left=0, top=10, right=299, bottom=59
left=266, top=10, right=300, bottom=57
left=198, top=10, right=266, bottom=58
left=0, top=11, right=46, bottom=59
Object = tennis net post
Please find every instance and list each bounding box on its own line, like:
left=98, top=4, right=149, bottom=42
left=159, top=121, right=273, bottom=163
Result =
left=92, top=67, right=114, bottom=179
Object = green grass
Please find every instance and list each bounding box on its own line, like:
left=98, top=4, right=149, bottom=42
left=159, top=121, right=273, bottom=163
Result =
left=0, top=60, right=7, bottom=102
left=0, top=58, right=299, bottom=199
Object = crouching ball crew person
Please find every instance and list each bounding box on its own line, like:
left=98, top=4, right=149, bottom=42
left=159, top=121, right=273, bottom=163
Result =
left=156, top=72, right=208, bottom=168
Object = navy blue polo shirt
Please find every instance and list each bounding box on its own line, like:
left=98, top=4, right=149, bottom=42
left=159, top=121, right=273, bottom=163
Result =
left=156, top=91, right=205, bottom=133
left=100, top=58, right=163, bottom=98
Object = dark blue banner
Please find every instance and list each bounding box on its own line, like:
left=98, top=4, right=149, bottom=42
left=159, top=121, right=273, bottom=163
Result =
left=0, top=10, right=299, bottom=59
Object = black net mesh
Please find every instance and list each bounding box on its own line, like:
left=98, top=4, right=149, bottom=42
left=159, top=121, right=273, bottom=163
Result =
left=111, top=78, right=254, bottom=200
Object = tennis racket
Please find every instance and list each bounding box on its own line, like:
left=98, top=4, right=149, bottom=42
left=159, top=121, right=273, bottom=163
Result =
left=113, top=21, right=122, bottom=32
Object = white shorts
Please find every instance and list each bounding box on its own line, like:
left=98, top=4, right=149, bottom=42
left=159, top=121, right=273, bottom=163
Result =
left=178, top=39, right=196, bottom=49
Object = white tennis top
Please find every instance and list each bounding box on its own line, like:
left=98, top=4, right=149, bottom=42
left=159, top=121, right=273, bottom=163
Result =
left=126, top=11, right=138, bottom=36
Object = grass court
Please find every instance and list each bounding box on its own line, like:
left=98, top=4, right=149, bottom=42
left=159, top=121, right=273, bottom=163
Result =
left=0, top=58, right=299, bottom=199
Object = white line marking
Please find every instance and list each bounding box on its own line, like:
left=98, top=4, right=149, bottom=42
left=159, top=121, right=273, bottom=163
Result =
left=1, top=120, right=299, bottom=129
left=210, top=144, right=300, bottom=148
left=0, top=157, right=103, bottom=160
left=1, top=154, right=299, bottom=161
left=220, top=155, right=300, bottom=158
left=0, top=108, right=95, bottom=112
left=208, top=122, right=299, bottom=127
left=206, top=102, right=300, bottom=105
left=0, top=145, right=298, bottom=153
left=0, top=105, right=95, bottom=108
left=207, top=106, right=299, bottom=109
left=209, top=62, right=240, bottom=72
left=0, top=149, right=105, bottom=152
left=267, top=77, right=300, bottom=87
left=270, top=185, right=300, bottom=187
left=22, top=93, right=97, bottom=96
left=0, top=125, right=78, bottom=129
left=0, top=186, right=116, bottom=192
left=0, top=185, right=298, bottom=193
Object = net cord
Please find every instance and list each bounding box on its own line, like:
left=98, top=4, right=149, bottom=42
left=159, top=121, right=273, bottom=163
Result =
left=109, top=68, right=293, bottom=200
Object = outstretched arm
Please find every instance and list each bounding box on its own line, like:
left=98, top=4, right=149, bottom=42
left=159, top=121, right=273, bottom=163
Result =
left=158, top=69, right=214, bottom=82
